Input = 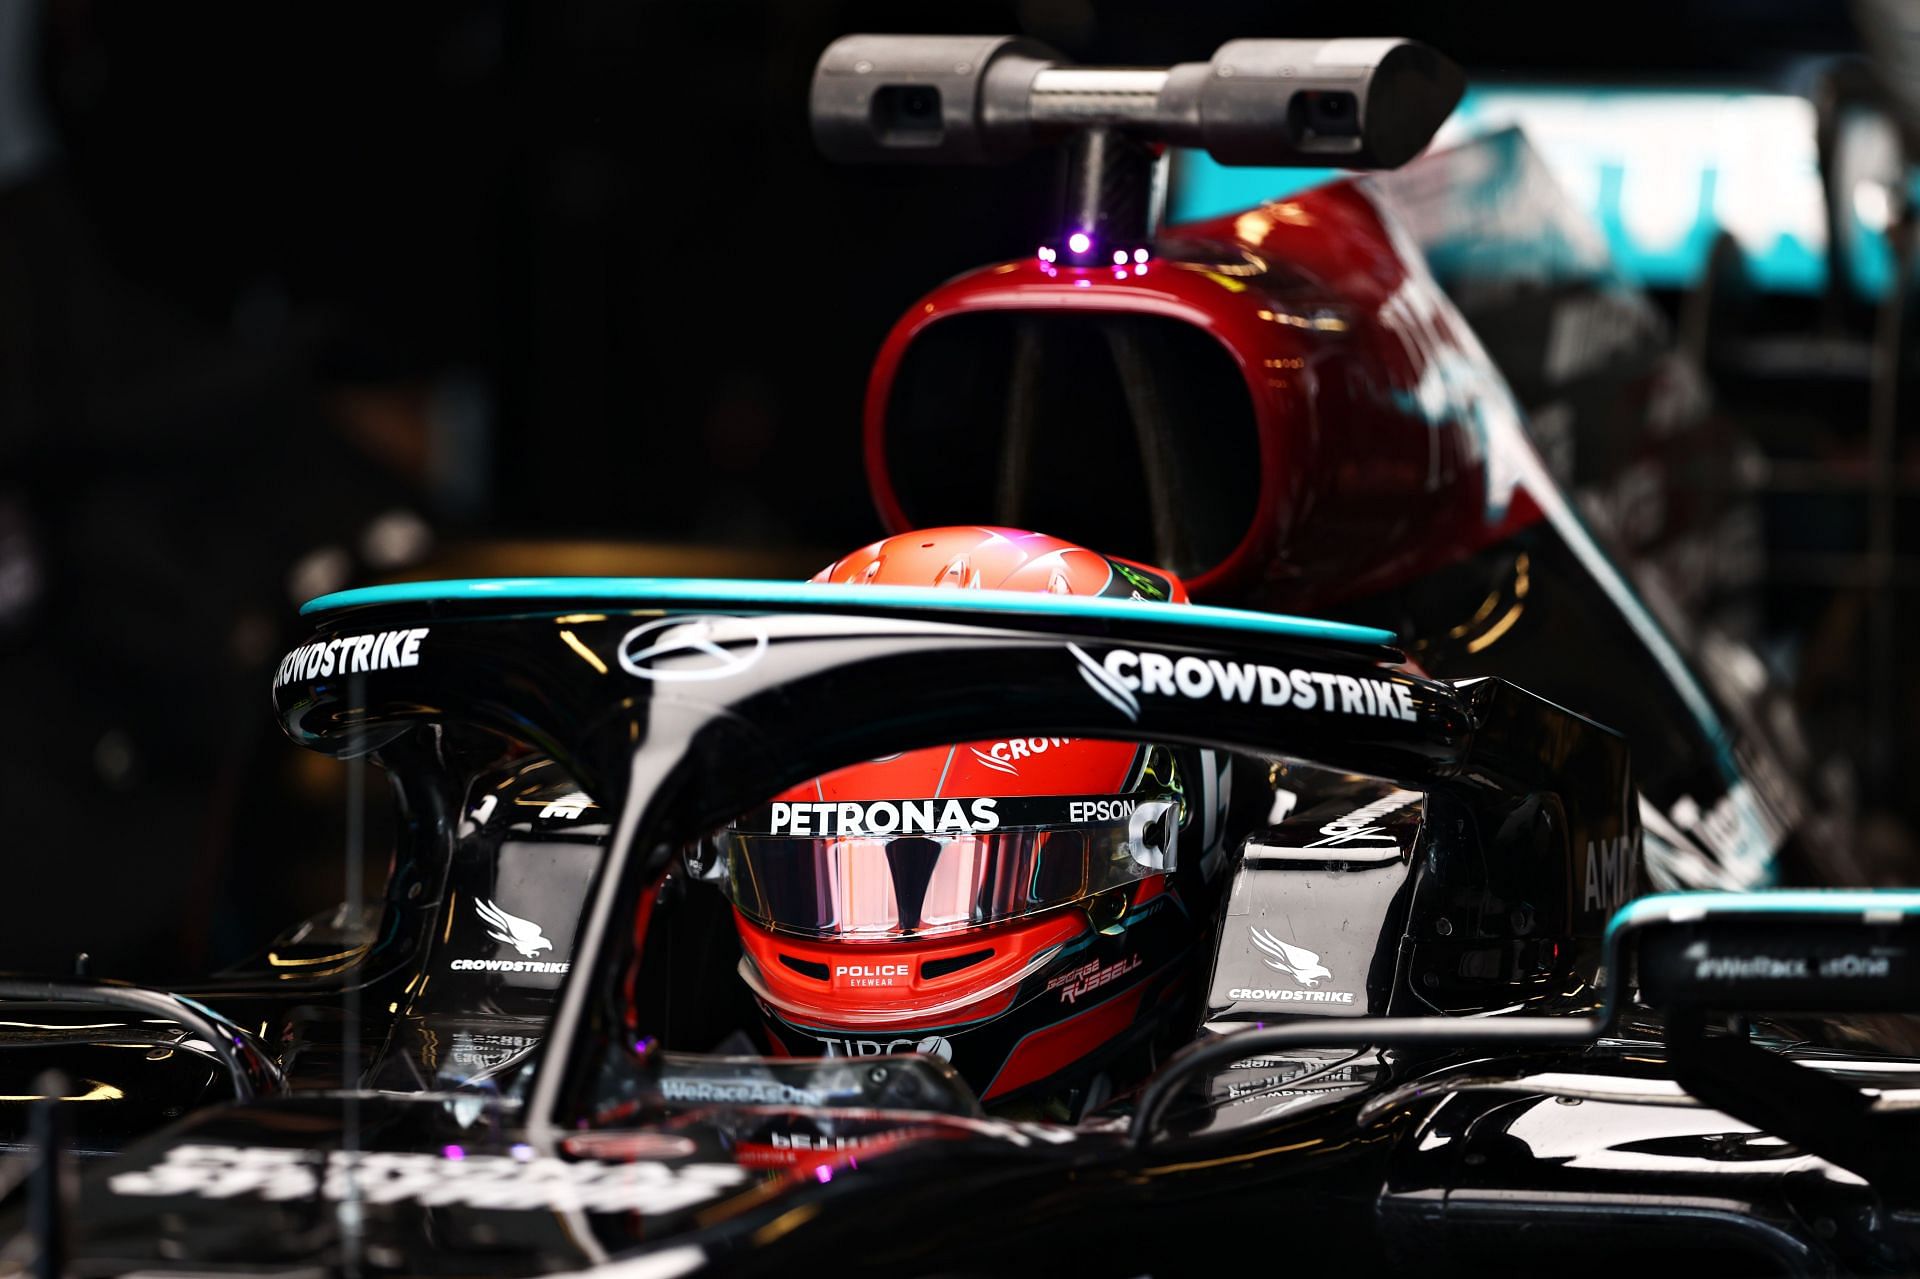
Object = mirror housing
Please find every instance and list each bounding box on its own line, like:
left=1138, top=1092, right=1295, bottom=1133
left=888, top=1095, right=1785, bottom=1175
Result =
left=1618, top=891, right=1920, bottom=1014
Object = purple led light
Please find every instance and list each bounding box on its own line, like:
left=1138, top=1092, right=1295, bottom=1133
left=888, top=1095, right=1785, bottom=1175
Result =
left=510, top=1143, right=536, bottom=1161
left=442, top=1144, right=465, bottom=1161
left=814, top=1164, right=835, bottom=1183
left=1037, top=245, right=1056, bottom=263
left=1067, top=231, right=1091, bottom=255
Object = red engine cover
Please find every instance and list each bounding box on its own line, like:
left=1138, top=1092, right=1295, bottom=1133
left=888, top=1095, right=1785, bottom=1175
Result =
left=863, top=175, right=1549, bottom=608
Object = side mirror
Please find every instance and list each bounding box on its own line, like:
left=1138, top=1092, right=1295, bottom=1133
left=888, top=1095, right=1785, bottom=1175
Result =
left=1617, top=890, right=1920, bottom=1015
left=1136, top=890, right=1920, bottom=1153
left=1608, top=891, right=1920, bottom=1194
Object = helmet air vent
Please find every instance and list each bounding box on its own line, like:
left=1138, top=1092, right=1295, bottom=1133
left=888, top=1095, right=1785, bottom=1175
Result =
left=922, top=948, right=994, bottom=980
left=778, top=954, right=832, bottom=981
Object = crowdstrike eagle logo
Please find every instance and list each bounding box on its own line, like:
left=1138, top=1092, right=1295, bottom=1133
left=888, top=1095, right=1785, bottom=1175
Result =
left=616, top=615, right=769, bottom=682
left=476, top=899, right=553, bottom=958
left=1228, top=928, right=1356, bottom=1004
left=448, top=900, right=571, bottom=974
left=1067, top=643, right=1417, bottom=723
left=1070, top=643, right=1141, bottom=721
left=970, top=746, right=1018, bottom=776
left=1250, top=928, right=1333, bottom=987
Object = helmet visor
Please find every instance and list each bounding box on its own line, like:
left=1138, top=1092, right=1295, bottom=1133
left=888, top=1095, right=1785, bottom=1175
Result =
left=719, top=792, right=1180, bottom=940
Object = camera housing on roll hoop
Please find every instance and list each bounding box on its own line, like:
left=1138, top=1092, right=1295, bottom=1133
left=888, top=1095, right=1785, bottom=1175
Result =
left=809, top=34, right=1464, bottom=171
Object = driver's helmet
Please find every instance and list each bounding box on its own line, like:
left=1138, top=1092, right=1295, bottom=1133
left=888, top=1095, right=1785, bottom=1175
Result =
left=715, top=526, right=1230, bottom=1112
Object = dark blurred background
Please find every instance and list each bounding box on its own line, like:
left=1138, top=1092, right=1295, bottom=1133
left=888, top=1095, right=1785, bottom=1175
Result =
left=0, top=0, right=1896, bottom=977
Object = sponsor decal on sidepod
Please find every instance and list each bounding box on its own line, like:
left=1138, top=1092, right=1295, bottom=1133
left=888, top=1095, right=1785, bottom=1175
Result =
left=1306, top=790, right=1421, bottom=846
left=1229, top=930, right=1356, bottom=1004
left=110, top=1144, right=745, bottom=1214
left=450, top=899, right=570, bottom=974
left=1583, top=834, right=1637, bottom=913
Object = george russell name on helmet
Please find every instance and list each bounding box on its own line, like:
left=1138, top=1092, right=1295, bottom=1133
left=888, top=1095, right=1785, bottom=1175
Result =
left=769, top=798, right=1001, bottom=838
left=1100, top=648, right=1416, bottom=722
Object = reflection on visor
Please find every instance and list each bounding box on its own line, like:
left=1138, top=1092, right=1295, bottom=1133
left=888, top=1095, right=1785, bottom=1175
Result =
left=721, top=793, right=1179, bottom=940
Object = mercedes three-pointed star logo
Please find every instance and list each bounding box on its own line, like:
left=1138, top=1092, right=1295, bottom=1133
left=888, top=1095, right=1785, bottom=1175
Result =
left=616, top=615, right=770, bottom=682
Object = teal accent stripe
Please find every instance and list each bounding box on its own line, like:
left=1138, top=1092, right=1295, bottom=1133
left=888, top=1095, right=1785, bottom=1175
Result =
left=300, top=577, right=1395, bottom=647
left=1605, top=890, right=1920, bottom=944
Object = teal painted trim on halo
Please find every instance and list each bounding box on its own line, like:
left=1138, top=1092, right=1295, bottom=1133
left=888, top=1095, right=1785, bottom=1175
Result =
left=301, top=577, right=1395, bottom=647
left=1604, top=889, right=1920, bottom=944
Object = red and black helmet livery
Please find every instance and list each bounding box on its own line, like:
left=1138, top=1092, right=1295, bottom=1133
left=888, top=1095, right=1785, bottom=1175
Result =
left=715, top=527, right=1229, bottom=1108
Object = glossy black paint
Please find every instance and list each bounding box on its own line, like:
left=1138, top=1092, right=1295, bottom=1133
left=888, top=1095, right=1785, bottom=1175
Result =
left=252, top=597, right=1631, bottom=1124
left=1208, top=782, right=1424, bottom=1022
left=0, top=1010, right=231, bottom=1160
left=8, top=593, right=1913, bottom=1276
left=0, top=743, right=602, bottom=1155
left=1376, top=1049, right=1920, bottom=1276
left=51, top=1039, right=1920, bottom=1276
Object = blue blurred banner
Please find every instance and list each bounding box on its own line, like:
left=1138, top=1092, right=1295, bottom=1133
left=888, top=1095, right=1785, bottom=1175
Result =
left=1172, top=86, right=1895, bottom=296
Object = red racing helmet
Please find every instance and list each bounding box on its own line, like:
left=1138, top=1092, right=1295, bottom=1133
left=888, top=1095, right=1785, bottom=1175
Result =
left=715, top=527, right=1230, bottom=1114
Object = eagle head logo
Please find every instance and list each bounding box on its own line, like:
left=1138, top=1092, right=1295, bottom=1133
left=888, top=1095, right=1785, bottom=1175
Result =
left=1249, top=927, right=1333, bottom=988
left=475, top=898, right=556, bottom=958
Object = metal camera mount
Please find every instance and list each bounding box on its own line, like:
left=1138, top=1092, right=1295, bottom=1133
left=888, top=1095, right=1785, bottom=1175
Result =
left=811, top=35, right=1464, bottom=264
